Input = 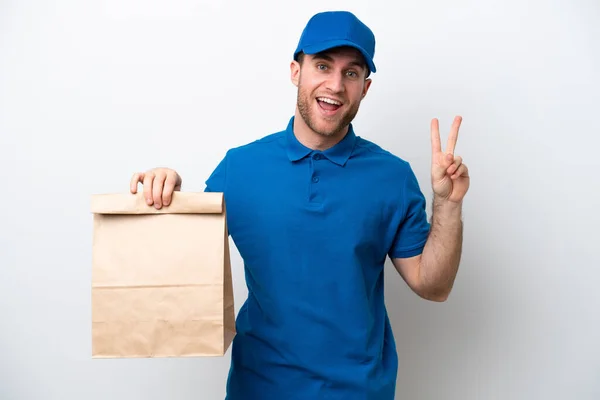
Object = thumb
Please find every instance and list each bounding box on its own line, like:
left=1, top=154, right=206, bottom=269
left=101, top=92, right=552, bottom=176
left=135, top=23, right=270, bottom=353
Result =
left=130, top=172, right=145, bottom=193
left=438, top=153, right=454, bottom=168
left=432, top=153, right=453, bottom=179
left=434, top=152, right=454, bottom=168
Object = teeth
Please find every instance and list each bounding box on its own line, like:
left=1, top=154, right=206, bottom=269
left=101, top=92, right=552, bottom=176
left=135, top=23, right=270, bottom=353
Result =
left=318, top=97, right=341, bottom=105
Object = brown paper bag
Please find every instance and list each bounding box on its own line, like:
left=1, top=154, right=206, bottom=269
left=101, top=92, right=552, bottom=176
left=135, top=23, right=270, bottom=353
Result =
left=90, top=191, right=235, bottom=358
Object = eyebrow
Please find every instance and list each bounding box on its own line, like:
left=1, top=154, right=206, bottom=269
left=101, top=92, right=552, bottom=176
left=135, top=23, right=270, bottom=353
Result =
left=312, top=53, right=365, bottom=69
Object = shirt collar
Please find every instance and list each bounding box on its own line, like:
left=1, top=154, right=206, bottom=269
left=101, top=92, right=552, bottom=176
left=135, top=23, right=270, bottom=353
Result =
left=284, top=116, right=357, bottom=166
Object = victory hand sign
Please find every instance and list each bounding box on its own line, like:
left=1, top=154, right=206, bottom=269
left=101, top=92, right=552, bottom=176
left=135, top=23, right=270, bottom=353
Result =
left=430, top=116, right=470, bottom=203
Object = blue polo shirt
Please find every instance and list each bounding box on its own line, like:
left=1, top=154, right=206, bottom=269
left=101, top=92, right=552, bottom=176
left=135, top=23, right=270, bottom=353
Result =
left=205, top=116, right=431, bottom=399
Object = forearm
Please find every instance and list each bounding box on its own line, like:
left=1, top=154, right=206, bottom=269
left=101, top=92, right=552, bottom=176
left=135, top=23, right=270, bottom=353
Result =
left=418, top=196, right=464, bottom=301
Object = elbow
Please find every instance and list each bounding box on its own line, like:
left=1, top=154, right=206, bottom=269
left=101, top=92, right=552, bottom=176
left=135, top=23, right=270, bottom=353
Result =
left=408, top=259, right=457, bottom=302
left=417, top=285, right=452, bottom=302
left=414, top=266, right=456, bottom=302
left=422, top=292, right=450, bottom=302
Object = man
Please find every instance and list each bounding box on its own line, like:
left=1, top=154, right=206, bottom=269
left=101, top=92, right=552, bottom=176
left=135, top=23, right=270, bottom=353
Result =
left=130, top=10, right=469, bottom=400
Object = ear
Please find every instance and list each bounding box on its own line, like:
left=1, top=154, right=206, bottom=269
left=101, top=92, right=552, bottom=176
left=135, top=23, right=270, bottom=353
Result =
left=361, top=78, right=373, bottom=99
left=290, top=60, right=300, bottom=87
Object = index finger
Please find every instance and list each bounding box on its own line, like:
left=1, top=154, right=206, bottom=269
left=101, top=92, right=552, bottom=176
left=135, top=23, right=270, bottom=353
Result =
left=446, top=116, right=462, bottom=154
left=431, top=118, right=442, bottom=155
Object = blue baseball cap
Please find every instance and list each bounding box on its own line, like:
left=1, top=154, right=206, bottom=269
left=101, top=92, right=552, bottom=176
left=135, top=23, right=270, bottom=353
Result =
left=293, top=11, right=377, bottom=74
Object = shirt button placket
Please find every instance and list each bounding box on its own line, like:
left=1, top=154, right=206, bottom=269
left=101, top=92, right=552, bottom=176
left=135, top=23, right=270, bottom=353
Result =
left=309, top=152, right=323, bottom=205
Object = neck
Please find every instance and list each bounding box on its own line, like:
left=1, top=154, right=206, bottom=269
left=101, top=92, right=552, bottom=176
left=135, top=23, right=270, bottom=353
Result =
left=293, top=108, right=348, bottom=151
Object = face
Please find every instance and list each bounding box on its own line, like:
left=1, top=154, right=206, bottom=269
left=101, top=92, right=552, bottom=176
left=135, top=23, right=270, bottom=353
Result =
left=290, top=47, right=372, bottom=138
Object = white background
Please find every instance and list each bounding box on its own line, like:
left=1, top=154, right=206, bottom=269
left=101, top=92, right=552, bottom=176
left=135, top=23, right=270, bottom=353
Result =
left=1, top=0, right=599, bottom=399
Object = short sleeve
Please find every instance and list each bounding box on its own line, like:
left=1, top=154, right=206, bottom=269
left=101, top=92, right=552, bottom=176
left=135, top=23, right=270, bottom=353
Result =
left=204, top=151, right=229, bottom=193
left=388, top=165, right=431, bottom=259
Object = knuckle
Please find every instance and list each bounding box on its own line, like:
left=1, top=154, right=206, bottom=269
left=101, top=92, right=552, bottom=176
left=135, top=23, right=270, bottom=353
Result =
left=156, top=169, right=170, bottom=179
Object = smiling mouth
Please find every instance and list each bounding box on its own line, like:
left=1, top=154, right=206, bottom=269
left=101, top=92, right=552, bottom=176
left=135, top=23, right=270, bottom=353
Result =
left=317, top=97, right=342, bottom=113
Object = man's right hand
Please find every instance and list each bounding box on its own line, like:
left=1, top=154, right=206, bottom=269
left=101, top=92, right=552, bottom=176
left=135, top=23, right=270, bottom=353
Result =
left=129, top=168, right=182, bottom=209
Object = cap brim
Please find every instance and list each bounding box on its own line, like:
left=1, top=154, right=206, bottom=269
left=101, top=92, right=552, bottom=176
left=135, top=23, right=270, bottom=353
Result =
left=300, top=39, right=376, bottom=73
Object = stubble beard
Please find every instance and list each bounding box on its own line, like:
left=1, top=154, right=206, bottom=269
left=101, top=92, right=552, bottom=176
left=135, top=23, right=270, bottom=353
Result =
left=296, top=84, right=360, bottom=138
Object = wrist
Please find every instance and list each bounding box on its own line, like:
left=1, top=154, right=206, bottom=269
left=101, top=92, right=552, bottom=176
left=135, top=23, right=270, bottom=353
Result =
left=433, top=195, right=463, bottom=214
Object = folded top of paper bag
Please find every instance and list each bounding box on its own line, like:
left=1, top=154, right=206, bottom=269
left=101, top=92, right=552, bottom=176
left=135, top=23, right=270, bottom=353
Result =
left=90, top=192, right=224, bottom=215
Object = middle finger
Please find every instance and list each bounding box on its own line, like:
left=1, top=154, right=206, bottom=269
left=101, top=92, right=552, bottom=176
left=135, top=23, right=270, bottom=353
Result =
left=143, top=173, right=155, bottom=205
left=152, top=173, right=166, bottom=208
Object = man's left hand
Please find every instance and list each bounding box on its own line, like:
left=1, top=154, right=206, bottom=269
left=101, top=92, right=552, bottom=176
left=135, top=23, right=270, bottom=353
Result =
left=430, top=116, right=470, bottom=203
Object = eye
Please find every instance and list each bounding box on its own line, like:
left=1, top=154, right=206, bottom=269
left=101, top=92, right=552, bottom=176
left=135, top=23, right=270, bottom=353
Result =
left=316, top=64, right=328, bottom=71
left=346, top=71, right=358, bottom=78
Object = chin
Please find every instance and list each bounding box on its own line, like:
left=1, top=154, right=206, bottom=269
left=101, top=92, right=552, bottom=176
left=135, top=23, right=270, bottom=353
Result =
left=311, top=118, right=344, bottom=137
left=312, top=109, right=346, bottom=135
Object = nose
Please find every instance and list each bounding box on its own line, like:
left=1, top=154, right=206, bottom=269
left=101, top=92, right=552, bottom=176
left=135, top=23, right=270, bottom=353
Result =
left=325, top=73, right=344, bottom=93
